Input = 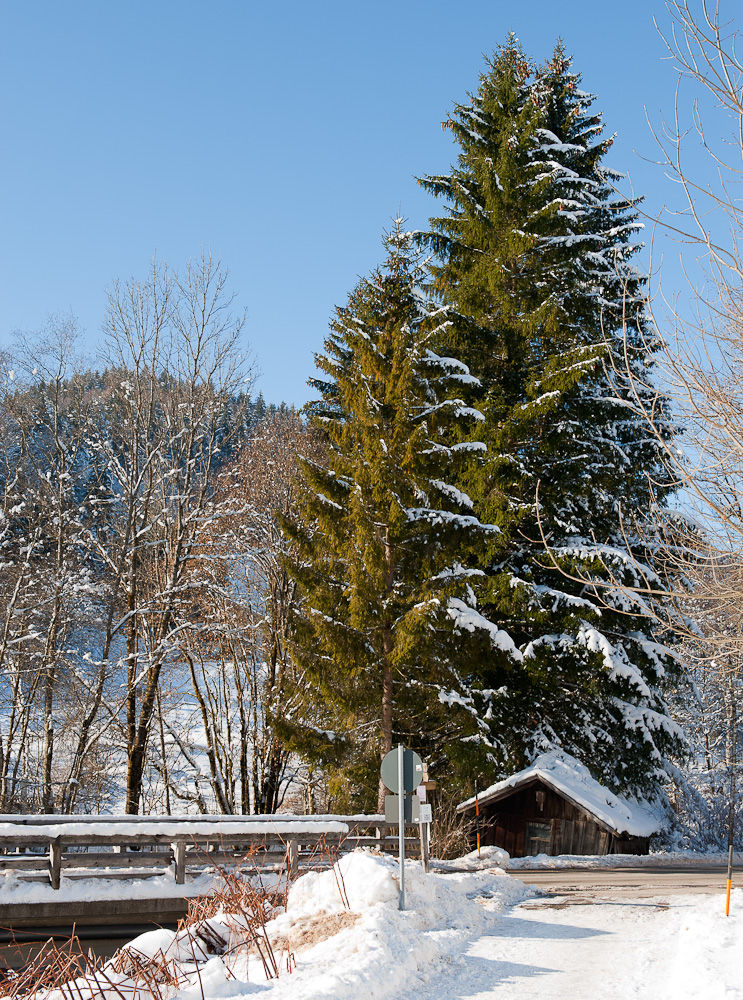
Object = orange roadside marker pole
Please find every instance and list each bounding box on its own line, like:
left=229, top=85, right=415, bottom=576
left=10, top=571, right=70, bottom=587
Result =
left=475, top=783, right=481, bottom=858
left=725, top=763, right=735, bottom=916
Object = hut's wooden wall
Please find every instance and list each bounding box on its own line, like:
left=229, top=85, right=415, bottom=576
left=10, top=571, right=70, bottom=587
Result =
left=473, top=778, right=649, bottom=857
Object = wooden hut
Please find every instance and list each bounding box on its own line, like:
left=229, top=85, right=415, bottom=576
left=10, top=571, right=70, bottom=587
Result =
left=456, top=751, right=662, bottom=857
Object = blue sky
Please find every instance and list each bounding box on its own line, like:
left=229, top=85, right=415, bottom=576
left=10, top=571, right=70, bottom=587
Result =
left=0, top=1, right=700, bottom=405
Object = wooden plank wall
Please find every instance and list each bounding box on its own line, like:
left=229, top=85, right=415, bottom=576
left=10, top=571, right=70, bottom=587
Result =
left=476, top=779, right=648, bottom=857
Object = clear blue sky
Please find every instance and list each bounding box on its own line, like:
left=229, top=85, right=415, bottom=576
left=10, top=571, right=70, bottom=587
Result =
left=0, top=1, right=697, bottom=405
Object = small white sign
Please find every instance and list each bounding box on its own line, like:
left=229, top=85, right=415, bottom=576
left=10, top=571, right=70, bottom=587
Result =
left=419, top=803, right=432, bottom=824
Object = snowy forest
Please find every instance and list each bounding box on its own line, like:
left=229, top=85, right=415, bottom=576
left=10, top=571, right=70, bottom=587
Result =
left=1, top=28, right=742, bottom=851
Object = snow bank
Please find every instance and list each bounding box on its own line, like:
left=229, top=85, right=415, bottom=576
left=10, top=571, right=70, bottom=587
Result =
left=435, top=844, right=510, bottom=871
left=458, top=749, right=664, bottom=837
left=260, top=852, right=530, bottom=1000
left=112, top=850, right=531, bottom=1000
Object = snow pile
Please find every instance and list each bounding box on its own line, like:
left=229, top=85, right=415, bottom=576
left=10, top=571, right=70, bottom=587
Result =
left=257, top=852, right=528, bottom=998
left=458, top=749, right=664, bottom=837
left=111, top=850, right=532, bottom=1000
left=435, top=844, right=510, bottom=871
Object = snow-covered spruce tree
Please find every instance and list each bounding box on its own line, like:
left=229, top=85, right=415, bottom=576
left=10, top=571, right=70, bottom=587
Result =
left=418, top=38, right=683, bottom=797
left=281, top=223, right=509, bottom=810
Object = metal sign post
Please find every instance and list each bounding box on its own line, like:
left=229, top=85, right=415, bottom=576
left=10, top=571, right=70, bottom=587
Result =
left=380, top=745, right=424, bottom=912
left=398, top=744, right=405, bottom=910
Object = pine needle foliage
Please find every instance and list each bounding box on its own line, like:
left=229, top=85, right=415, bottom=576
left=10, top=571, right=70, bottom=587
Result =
left=418, top=38, right=683, bottom=797
left=281, top=224, right=503, bottom=809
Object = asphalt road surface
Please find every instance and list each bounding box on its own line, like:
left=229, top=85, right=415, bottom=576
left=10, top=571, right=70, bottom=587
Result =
left=509, top=864, right=738, bottom=900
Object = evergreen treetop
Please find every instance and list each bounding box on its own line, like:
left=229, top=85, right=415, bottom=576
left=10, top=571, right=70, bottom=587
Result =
left=418, top=38, right=683, bottom=797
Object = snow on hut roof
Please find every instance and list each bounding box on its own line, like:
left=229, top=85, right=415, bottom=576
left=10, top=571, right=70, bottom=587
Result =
left=456, top=750, right=663, bottom=838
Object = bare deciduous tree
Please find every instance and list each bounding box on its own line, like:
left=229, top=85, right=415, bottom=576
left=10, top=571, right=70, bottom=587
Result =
left=0, top=320, right=105, bottom=812
left=179, top=411, right=315, bottom=813
left=95, top=254, right=251, bottom=813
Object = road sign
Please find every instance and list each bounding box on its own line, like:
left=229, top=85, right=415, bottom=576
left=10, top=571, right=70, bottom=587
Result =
left=384, top=794, right=420, bottom=824
left=419, top=803, right=432, bottom=824
left=380, top=744, right=425, bottom=911
left=381, top=747, right=423, bottom=794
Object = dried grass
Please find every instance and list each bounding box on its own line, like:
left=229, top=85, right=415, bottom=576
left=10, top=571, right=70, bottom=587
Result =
left=430, top=797, right=473, bottom=860
left=270, top=911, right=359, bottom=953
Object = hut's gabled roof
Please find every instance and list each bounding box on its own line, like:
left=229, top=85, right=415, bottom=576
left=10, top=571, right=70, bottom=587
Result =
left=456, top=750, right=664, bottom=838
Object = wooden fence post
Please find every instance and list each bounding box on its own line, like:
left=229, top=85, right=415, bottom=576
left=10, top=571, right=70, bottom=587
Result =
left=286, top=839, right=298, bottom=880
left=419, top=822, right=430, bottom=873
left=376, top=823, right=386, bottom=852
left=173, top=840, right=186, bottom=884
left=49, top=839, right=61, bottom=890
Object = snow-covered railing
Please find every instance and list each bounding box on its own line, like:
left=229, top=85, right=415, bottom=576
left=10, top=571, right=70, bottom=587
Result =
left=0, top=814, right=421, bottom=889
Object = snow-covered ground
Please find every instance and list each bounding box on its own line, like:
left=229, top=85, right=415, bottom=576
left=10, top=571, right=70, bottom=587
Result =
left=51, top=849, right=740, bottom=1000
left=433, top=842, right=743, bottom=870
left=415, top=887, right=743, bottom=1000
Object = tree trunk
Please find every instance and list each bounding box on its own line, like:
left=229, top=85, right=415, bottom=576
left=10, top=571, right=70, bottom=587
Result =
left=42, top=665, right=56, bottom=813
left=125, top=661, right=162, bottom=814
left=378, top=650, right=394, bottom=812
left=378, top=526, right=395, bottom=812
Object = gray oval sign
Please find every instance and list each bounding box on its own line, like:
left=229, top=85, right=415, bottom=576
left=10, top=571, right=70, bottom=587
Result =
left=381, top=747, right=424, bottom=794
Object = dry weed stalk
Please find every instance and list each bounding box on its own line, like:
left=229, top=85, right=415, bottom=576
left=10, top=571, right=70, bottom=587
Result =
left=184, top=834, right=316, bottom=980
left=1, top=934, right=98, bottom=1000
left=0, top=934, right=195, bottom=1000
left=189, top=866, right=283, bottom=980
left=430, top=798, right=473, bottom=860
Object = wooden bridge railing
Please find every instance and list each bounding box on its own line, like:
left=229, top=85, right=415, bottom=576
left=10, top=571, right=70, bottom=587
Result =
left=0, top=814, right=422, bottom=889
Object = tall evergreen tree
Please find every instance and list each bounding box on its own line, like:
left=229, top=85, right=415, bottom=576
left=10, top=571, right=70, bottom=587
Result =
left=419, top=39, right=682, bottom=797
left=282, top=224, right=508, bottom=809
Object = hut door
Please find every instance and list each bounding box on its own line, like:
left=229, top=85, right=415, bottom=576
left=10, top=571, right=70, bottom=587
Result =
left=525, top=821, right=551, bottom=855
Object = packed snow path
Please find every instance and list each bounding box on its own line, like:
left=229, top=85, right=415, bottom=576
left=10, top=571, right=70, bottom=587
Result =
left=416, top=893, right=739, bottom=1000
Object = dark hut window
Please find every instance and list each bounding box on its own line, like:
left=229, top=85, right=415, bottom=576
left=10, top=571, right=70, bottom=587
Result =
left=535, top=789, right=545, bottom=812
left=526, top=821, right=551, bottom=855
